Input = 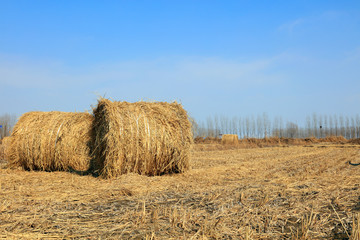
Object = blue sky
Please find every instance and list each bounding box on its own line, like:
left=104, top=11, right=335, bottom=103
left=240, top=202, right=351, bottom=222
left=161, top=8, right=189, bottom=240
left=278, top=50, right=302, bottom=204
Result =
left=1, top=1, right=359, bottom=123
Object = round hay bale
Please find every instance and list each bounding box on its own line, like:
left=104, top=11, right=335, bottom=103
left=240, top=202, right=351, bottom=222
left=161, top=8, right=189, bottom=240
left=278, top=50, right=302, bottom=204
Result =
left=7, top=111, right=93, bottom=171
left=221, top=134, right=238, bottom=145
left=91, top=98, right=193, bottom=178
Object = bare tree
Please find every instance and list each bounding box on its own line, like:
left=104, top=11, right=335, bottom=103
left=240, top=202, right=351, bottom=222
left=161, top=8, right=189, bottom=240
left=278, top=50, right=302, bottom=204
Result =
left=0, top=113, right=17, bottom=138
left=245, top=117, right=250, bottom=138
left=345, top=116, right=350, bottom=139
left=273, top=116, right=280, bottom=137
left=323, top=114, right=328, bottom=137
left=286, top=121, right=298, bottom=138
left=250, top=115, right=256, bottom=138
left=306, top=115, right=311, bottom=138
left=238, top=117, right=243, bottom=138
left=334, top=114, right=339, bottom=136
left=263, top=112, right=270, bottom=138
left=312, top=113, right=318, bottom=138
left=318, top=114, right=323, bottom=138
left=279, top=116, right=284, bottom=138
left=214, top=115, right=220, bottom=137
left=328, top=115, right=334, bottom=136
left=351, top=116, right=356, bottom=139
left=256, top=114, right=263, bottom=138
left=199, top=121, right=207, bottom=137
left=220, top=116, right=227, bottom=135
left=206, top=116, right=215, bottom=137
left=231, top=116, right=238, bottom=135
left=339, top=115, right=345, bottom=137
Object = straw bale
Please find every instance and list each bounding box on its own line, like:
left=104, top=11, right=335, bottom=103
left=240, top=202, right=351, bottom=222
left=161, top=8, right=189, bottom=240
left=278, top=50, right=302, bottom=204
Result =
left=322, top=136, right=347, bottom=143
left=221, top=134, right=238, bottom=145
left=7, top=111, right=93, bottom=171
left=92, top=99, right=193, bottom=177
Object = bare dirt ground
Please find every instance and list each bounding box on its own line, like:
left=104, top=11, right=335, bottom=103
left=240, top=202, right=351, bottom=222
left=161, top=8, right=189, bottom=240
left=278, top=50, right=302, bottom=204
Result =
left=1, top=143, right=360, bottom=239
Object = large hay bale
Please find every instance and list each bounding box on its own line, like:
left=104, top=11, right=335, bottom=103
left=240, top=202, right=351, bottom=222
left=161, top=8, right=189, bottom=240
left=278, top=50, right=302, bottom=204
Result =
left=92, top=99, right=193, bottom=178
left=7, top=111, right=93, bottom=171
left=221, top=134, right=238, bottom=145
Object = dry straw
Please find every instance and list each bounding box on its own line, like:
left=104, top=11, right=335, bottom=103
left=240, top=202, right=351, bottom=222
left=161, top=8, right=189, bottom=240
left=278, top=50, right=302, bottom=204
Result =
left=91, top=98, right=193, bottom=178
left=7, top=111, right=93, bottom=171
left=221, top=134, right=238, bottom=145
left=0, top=136, right=11, bottom=161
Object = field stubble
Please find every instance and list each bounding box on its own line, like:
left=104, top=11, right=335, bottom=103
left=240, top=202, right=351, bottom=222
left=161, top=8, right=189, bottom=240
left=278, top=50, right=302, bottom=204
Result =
left=1, top=143, right=360, bottom=239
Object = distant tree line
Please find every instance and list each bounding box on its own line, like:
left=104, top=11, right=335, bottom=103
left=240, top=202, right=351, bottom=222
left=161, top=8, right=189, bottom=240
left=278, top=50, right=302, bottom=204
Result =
left=0, top=114, right=17, bottom=139
left=193, top=113, right=360, bottom=139
left=1, top=112, right=360, bottom=140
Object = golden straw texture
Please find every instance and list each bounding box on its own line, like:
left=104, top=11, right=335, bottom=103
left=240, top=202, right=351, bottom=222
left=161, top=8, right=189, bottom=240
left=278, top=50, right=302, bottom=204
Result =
left=7, top=111, right=93, bottom=171
left=221, top=134, right=238, bottom=145
left=0, top=136, right=10, bottom=161
left=92, top=99, right=193, bottom=177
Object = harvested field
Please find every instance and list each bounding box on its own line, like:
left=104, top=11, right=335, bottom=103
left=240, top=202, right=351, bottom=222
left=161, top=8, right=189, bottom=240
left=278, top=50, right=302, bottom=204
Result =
left=1, top=142, right=360, bottom=239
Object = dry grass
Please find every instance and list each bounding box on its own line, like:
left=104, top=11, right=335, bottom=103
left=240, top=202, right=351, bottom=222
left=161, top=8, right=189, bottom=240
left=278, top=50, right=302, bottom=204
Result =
left=195, top=136, right=358, bottom=150
left=6, top=111, right=93, bottom=171
left=91, top=98, right=193, bottom=178
left=0, top=136, right=10, bottom=162
left=1, top=142, right=360, bottom=239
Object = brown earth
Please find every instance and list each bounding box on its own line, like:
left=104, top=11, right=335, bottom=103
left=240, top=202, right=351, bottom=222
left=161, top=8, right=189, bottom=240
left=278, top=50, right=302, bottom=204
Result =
left=1, top=142, right=360, bottom=239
